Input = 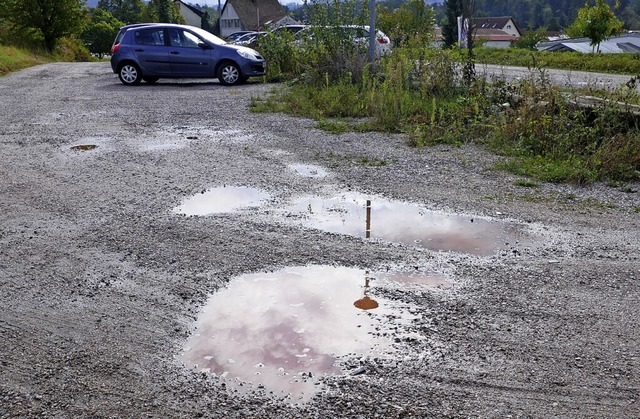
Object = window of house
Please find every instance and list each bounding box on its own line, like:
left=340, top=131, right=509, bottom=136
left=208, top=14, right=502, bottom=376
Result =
left=221, top=19, right=241, bottom=29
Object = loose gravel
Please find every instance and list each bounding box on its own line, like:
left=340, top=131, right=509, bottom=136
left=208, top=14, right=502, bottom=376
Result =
left=1, top=62, right=639, bottom=418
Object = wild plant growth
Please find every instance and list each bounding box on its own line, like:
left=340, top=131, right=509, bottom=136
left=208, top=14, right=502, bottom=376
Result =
left=253, top=1, right=640, bottom=185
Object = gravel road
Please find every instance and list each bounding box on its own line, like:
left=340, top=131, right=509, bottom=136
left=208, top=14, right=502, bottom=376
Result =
left=1, top=62, right=639, bottom=418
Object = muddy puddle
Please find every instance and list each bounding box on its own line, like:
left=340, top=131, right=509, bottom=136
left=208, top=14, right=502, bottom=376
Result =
left=173, top=183, right=535, bottom=255
left=180, top=265, right=435, bottom=402
left=173, top=186, right=269, bottom=216
left=282, top=192, right=535, bottom=255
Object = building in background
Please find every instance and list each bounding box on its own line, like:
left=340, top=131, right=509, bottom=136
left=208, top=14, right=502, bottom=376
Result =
left=218, top=0, right=295, bottom=38
left=174, top=0, right=205, bottom=28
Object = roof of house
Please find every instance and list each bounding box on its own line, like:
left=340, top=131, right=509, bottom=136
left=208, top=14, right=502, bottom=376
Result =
left=537, top=33, right=640, bottom=53
left=175, top=0, right=204, bottom=18
left=475, top=28, right=518, bottom=41
left=433, top=26, right=517, bottom=42
left=474, top=16, right=522, bottom=36
left=222, top=0, right=286, bottom=30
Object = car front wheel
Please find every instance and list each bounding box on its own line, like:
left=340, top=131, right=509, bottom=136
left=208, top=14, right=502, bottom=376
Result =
left=118, top=63, right=142, bottom=86
left=217, top=62, right=242, bottom=86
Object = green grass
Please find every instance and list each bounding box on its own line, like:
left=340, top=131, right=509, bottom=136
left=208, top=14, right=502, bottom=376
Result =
left=514, top=179, right=539, bottom=188
left=0, top=45, right=54, bottom=76
left=493, top=156, right=598, bottom=185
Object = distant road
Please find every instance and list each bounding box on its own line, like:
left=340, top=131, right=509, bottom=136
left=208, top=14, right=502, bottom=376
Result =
left=477, top=63, right=637, bottom=90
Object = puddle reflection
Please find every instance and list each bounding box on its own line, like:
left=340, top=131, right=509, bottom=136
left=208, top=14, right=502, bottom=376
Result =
left=378, top=271, right=452, bottom=288
left=284, top=192, right=534, bottom=255
left=173, top=186, right=269, bottom=216
left=181, top=265, right=410, bottom=402
left=353, top=274, right=379, bottom=310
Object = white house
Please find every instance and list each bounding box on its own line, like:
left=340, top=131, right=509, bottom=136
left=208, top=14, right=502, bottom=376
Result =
left=433, top=16, right=522, bottom=49
left=174, top=0, right=205, bottom=28
left=474, top=16, right=522, bottom=38
left=219, top=0, right=288, bottom=38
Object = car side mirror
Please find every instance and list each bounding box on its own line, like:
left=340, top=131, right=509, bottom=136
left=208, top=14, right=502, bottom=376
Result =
left=198, top=42, right=212, bottom=49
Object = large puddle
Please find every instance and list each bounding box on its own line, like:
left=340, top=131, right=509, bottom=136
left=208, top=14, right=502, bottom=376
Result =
left=173, top=186, right=536, bottom=255
left=282, top=192, right=534, bottom=255
left=180, top=265, right=430, bottom=402
left=173, top=186, right=269, bottom=216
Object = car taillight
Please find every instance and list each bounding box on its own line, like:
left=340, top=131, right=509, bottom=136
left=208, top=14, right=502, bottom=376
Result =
left=111, top=43, right=120, bottom=54
left=377, top=37, right=388, bottom=44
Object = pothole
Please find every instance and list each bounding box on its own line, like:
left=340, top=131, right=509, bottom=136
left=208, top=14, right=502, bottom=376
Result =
left=180, top=265, right=430, bottom=402
left=70, top=144, right=97, bottom=151
left=173, top=186, right=269, bottom=216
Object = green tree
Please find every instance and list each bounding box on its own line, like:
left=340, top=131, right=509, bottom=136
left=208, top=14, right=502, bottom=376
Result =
left=377, top=0, right=435, bottom=48
left=565, top=0, right=624, bottom=51
left=2, top=0, right=86, bottom=52
left=442, top=0, right=462, bottom=48
left=143, top=0, right=185, bottom=24
left=512, top=26, right=549, bottom=49
left=82, top=8, right=124, bottom=57
left=96, top=0, right=144, bottom=24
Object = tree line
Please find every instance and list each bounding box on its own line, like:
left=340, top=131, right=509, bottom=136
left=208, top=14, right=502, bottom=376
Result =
left=0, top=0, right=634, bottom=58
left=431, top=0, right=639, bottom=31
left=435, top=0, right=624, bottom=52
left=0, top=0, right=217, bottom=56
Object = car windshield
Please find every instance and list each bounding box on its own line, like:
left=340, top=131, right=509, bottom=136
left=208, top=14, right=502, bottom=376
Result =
left=187, top=26, right=226, bottom=46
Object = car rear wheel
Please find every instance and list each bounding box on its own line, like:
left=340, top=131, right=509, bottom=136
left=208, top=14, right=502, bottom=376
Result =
left=118, top=63, right=142, bottom=86
left=217, top=62, right=242, bottom=86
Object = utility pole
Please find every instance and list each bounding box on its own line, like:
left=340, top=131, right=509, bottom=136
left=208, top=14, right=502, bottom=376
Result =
left=368, top=0, right=375, bottom=62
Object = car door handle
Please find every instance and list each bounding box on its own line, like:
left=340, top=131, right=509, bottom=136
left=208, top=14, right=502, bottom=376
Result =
left=134, top=49, right=144, bottom=52
left=170, top=51, right=180, bottom=55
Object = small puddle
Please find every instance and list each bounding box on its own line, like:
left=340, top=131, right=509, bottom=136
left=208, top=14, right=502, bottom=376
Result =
left=171, top=127, right=255, bottom=144
left=173, top=186, right=269, bottom=216
left=283, top=192, right=535, bottom=255
left=289, top=163, right=329, bottom=178
left=180, top=265, right=422, bottom=402
left=70, top=144, right=97, bottom=151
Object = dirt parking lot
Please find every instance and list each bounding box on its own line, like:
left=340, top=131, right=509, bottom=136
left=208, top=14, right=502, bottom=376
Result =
left=1, top=62, right=639, bottom=418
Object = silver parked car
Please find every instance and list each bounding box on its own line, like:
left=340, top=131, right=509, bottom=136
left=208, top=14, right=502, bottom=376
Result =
left=110, top=23, right=266, bottom=86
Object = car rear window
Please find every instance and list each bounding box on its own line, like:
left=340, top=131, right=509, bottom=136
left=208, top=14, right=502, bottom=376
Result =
left=135, top=29, right=165, bottom=46
left=113, top=29, right=127, bottom=46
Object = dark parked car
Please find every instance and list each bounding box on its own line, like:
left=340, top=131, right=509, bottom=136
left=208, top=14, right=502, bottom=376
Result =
left=110, top=23, right=266, bottom=86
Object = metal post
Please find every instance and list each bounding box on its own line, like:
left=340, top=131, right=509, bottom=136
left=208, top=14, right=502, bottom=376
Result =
left=368, top=0, right=375, bottom=62
left=365, top=200, right=371, bottom=238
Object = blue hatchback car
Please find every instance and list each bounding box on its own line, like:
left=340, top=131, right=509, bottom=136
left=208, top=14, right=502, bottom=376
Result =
left=110, top=23, right=266, bottom=86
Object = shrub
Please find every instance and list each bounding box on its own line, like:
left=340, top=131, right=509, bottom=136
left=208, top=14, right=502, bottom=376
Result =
left=54, top=36, right=94, bottom=62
